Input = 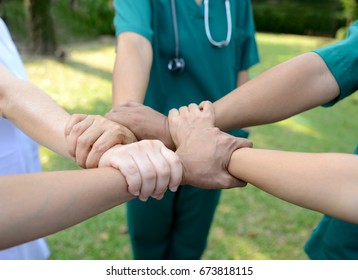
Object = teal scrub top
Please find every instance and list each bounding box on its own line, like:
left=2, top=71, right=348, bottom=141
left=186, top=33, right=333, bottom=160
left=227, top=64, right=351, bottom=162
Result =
left=313, top=21, right=358, bottom=106
left=304, top=21, right=358, bottom=260
left=314, top=20, right=358, bottom=154
left=113, top=0, right=259, bottom=136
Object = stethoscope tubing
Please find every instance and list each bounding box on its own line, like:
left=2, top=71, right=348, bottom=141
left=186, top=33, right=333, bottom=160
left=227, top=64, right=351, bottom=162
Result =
left=168, top=0, right=232, bottom=73
left=204, top=0, right=232, bottom=48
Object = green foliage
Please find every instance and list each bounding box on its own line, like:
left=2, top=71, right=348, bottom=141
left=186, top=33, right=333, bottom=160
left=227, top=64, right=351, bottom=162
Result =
left=252, top=0, right=344, bottom=37
left=2, top=0, right=354, bottom=44
left=340, top=0, right=358, bottom=24
left=22, top=33, right=357, bottom=260
left=0, top=0, right=27, bottom=41
left=336, top=0, right=358, bottom=39
left=0, top=0, right=115, bottom=44
left=54, top=0, right=114, bottom=38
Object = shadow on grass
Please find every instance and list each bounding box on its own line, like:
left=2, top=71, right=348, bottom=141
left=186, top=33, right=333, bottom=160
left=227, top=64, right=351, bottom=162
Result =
left=65, top=59, right=112, bottom=82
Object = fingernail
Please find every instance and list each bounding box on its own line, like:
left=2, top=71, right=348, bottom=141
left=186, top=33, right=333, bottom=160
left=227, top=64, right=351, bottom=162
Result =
left=131, top=190, right=139, bottom=196
left=169, top=186, right=179, bottom=192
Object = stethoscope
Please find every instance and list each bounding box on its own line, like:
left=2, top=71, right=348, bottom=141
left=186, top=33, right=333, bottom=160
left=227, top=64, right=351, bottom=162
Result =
left=168, top=0, right=232, bottom=74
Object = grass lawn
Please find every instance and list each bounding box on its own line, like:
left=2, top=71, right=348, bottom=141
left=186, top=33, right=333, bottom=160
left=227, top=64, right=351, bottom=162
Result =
left=22, top=33, right=357, bottom=260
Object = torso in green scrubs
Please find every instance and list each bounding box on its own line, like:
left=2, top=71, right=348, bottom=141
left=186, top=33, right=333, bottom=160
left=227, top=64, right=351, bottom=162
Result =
left=305, top=20, right=358, bottom=260
left=113, top=0, right=259, bottom=259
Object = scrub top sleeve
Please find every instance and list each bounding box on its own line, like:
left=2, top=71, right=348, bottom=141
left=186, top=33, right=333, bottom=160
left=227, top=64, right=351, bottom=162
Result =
left=239, top=0, right=260, bottom=71
left=314, top=21, right=358, bottom=106
left=113, top=0, right=153, bottom=43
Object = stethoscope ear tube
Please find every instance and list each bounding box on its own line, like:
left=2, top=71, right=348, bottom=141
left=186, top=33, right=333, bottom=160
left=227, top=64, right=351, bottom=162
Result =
left=204, top=0, right=232, bottom=48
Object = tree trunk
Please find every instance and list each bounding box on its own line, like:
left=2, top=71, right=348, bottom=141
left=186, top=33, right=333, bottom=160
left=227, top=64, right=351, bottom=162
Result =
left=28, top=0, right=57, bottom=55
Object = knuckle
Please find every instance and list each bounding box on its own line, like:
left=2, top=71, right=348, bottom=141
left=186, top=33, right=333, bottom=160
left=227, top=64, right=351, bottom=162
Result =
left=71, top=114, right=84, bottom=122
left=158, top=164, right=171, bottom=178
left=91, top=142, right=107, bottom=154
left=125, top=164, right=139, bottom=177
left=77, top=136, right=90, bottom=146
left=71, top=123, right=83, bottom=134
left=142, top=168, right=156, bottom=181
left=139, top=139, right=152, bottom=148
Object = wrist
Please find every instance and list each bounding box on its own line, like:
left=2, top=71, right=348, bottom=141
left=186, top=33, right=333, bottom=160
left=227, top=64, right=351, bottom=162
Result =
left=163, top=117, right=176, bottom=151
left=228, top=147, right=252, bottom=180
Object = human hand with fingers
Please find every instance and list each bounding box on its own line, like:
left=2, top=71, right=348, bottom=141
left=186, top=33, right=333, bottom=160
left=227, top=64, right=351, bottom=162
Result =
left=168, top=101, right=253, bottom=189
left=170, top=101, right=216, bottom=148
left=65, top=114, right=137, bottom=169
left=98, top=140, right=182, bottom=201
left=105, top=101, right=176, bottom=150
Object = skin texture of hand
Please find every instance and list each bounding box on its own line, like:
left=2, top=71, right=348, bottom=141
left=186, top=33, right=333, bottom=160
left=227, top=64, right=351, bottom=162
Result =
left=98, top=140, right=182, bottom=201
left=65, top=114, right=137, bottom=168
left=170, top=101, right=216, bottom=148
left=168, top=101, right=253, bottom=189
left=105, top=101, right=176, bottom=150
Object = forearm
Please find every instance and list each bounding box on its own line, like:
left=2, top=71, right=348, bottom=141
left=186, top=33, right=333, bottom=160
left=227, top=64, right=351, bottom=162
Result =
left=229, top=148, right=358, bottom=223
left=0, top=65, right=72, bottom=158
left=214, top=52, right=340, bottom=131
left=112, top=32, right=152, bottom=107
left=0, top=167, right=134, bottom=249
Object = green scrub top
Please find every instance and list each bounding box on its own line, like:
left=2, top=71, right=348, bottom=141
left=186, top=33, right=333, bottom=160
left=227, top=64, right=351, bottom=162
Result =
left=314, top=21, right=358, bottom=106
left=113, top=0, right=259, bottom=136
left=305, top=20, right=358, bottom=260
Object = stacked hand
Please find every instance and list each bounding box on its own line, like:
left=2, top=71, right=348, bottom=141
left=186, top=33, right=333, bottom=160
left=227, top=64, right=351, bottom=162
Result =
left=105, top=101, right=175, bottom=150
left=168, top=101, right=252, bottom=189
left=65, top=101, right=252, bottom=201
left=65, top=114, right=181, bottom=201
left=98, top=141, right=182, bottom=201
left=65, top=114, right=137, bottom=168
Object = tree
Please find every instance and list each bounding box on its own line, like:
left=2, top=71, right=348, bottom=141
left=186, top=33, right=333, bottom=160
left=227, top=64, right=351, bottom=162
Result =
left=27, top=0, right=57, bottom=55
left=340, top=0, right=358, bottom=25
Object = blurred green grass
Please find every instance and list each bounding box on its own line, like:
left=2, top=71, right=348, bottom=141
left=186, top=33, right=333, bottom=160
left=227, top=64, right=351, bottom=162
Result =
left=22, top=33, right=357, bottom=259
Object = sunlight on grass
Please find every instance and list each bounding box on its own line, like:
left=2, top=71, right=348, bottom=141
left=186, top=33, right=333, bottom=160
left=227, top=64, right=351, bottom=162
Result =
left=251, top=33, right=335, bottom=76
left=276, top=116, right=323, bottom=139
left=24, top=38, right=116, bottom=114
left=257, top=33, right=334, bottom=48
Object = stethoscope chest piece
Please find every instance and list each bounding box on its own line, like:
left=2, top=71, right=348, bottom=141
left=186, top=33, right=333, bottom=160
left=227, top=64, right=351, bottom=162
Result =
left=168, top=57, right=185, bottom=74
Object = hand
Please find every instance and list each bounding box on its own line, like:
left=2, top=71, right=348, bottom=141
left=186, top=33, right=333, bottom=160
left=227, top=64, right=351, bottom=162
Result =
left=170, top=101, right=216, bottom=148
left=65, top=114, right=137, bottom=168
left=98, top=140, right=182, bottom=201
left=168, top=101, right=253, bottom=189
left=105, top=101, right=175, bottom=150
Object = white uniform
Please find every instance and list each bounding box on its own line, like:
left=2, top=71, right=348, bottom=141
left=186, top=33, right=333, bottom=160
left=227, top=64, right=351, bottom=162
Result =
left=0, top=18, right=50, bottom=260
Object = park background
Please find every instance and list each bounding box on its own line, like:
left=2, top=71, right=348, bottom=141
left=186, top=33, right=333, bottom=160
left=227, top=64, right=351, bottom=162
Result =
left=0, top=0, right=357, bottom=259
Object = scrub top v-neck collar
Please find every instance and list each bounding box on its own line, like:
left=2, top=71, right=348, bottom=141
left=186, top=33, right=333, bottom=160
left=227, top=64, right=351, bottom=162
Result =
left=194, top=0, right=203, bottom=7
left=188, top=0, right=204, bottom=15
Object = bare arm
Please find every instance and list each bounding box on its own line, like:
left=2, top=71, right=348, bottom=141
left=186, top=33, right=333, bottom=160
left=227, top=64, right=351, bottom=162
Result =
left=112, top=32, right=153, bottom=107
left=0, top=65, right=182, bottom=249
left=236, top=70, right=251, bottom=132
left=168, top=101, right=358, bottom=224
left=0, top=139, right=182, bottom=249
left=228, top=148, right=358, bottom=224
left=0, top=64, right=72, bottom=158
left=0, top=167, right=134, bottom=249
left=214, top=52, right=340, bottom=131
